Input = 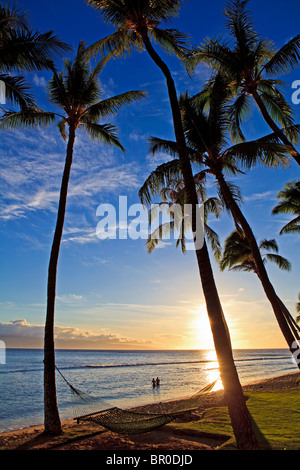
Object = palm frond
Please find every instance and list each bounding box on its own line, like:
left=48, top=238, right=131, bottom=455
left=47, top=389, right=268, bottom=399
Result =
left=203, top=196, right=223, bottom=219
left=0, top=73, right=36, bottom=109
left=224, top=0, right=259, bottom=50
left=0, top=2, right=29, bottom=33
left=139, top=159, right=182, bottom=206
left=204, top=224, right=222, bottom=260
left=179, top=94, right=210, bottom=155
left=146, top=220, right=176, bottom=253
left=150, top=27, right=190, bottom=58
left=84, top=90, right=147, bottom=120
left=86, top=28, right=144, bottom=59
left=263, top=34, right=300, bottom=76
left=257, top=87, right=297, bottom=141
left=259, top=238, right=278, bottom=253
left=58, top=119, right=68, bottom=141
left=217, top=179, right=243, bottom=210
left=148, top=136, right=179, bottom=158
left=86, top=0, right=184, bottom=26
left=79, top=120, right=125, bottom=152
left=1, top=29, right=71, bottom=73
left=87, top=55, right=111, bottom=84
left=278, top=217, right=300, bottom=235
left=219, top=230, right=252, bottom=271
left=47, top=69, right=71, bottom=112
left=0, top=108, right=56, bottom=130
left=222, top=137, right=290, bottom=170
left=272, top=201, right=299, bottom=215
left=227, top=92, right=253, bottom=142
left=265, top=253, right=291, bottom=271
left=184, top=36, right=235, bottom=76
left=272, top=181, right=300, bottom=234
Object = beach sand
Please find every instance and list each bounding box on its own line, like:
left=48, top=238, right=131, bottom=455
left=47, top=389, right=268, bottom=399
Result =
left=0, top=371, right=299, bottom=451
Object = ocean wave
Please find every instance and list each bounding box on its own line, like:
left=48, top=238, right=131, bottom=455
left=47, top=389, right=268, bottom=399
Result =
left=83, top=355, right=289, bottom=369
left=84, top=359, right=215, bottom=369
left=0, top=354, right=290, bottom=375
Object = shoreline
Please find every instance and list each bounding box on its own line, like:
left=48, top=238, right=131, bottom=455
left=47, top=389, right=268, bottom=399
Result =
left=0, top=371, right=299, bottom=450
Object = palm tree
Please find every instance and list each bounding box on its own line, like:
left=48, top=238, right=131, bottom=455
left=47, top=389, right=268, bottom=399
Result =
left=139, top=170, right=222, bottom=259
left=220, top=230, right=291, bottom=273
left=84, top=0, right=261, bottom=449
left=147, top=78, right=300, bottom=366
left=0, top=2, right=71, bottom=109
left=0, top=42, right=146, bottom=435
left=185, top=0, right=300, bottom=165
left=220, top=230, right=300, bottom=339
left=272, top=180, right=300, bottom=235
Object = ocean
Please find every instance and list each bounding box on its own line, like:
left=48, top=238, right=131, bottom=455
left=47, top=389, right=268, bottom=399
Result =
left=0, top=348, right=297, bottom=433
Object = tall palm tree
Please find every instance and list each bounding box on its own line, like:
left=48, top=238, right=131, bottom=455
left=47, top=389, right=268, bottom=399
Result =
left=148, top=78, right=300, bottom=366
left=0, top=42, right=146, bottom=435
left=185, top=0, right=300, bottom=165
left=0, top=1, right=71, bottom=109
left=85, top=0, right=260, bottom=449
left=272, top=180, right=300, bottom=235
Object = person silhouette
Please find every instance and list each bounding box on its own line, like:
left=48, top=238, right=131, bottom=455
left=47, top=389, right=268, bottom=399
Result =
left=156, top=377, right=160, bottom=387
left=152, top=378, right=156, bottom=387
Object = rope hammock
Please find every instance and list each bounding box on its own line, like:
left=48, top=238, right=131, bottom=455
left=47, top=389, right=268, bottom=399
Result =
left=56, top=366, right=219, bottom=435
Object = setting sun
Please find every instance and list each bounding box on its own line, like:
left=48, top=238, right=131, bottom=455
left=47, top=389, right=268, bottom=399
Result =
left=190, top=305, right=215, bottom=350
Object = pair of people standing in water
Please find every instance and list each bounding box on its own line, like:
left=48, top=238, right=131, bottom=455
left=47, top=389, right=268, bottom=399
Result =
left=152, top=377, right=160, bottom=387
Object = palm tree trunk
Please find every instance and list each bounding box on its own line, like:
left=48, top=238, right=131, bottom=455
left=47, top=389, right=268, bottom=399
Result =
left=44, top=124, right=76, bottom=435
left=140, top=31, right=260, bottom=450
left=216, top=170, right=300, bottom=368
left=252, top=90, right=300, bottom=166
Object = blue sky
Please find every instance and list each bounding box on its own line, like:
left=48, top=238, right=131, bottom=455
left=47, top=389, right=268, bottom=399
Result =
left=0, top=0, right=299, bottom=350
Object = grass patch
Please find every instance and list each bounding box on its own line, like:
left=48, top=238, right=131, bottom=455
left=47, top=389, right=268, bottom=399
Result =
left=173, top=389, right=300, bottom=450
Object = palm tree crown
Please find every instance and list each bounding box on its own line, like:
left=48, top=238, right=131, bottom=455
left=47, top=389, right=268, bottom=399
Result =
left=139, top=167, right=223, bottom=258
left=85, top=0, right=189, bottom=59
left=185, top=0, right=300, bottom=163
left=0, top=41, right=147, bottom=142
left=0, top=2, right=71, bottom=109
left=220, top=230, right=291, bottom=274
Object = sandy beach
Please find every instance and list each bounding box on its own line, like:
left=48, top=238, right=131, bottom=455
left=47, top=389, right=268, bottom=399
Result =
left=0, top=371, right=299, bottom=451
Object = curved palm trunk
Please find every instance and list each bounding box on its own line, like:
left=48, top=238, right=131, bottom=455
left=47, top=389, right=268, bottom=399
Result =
left=216, top=171, right=300, bottom=368
left=140, top=31, right=260, bottom=450
left=252, top=90, right=300, bottom=166
left=44, top=125, right=76, bottom=435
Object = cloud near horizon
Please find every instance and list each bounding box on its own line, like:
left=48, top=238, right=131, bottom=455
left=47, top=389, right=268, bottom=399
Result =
left=0, top=319, right=153, bottom=349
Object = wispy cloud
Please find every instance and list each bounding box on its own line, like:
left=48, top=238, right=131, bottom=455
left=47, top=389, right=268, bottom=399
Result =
left=244, top=190, right=277, bottom=202
left=0, top=127, right=141, bottom=222
left=33, top=74, right=47, bottom=88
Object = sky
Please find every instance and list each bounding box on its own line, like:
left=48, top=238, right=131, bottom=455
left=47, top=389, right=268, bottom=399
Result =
left=0, top=0, right=299, bottom=351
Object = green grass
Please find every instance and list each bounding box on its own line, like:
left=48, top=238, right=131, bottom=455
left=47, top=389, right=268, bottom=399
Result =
left=172, top=389, right=300, bottom=450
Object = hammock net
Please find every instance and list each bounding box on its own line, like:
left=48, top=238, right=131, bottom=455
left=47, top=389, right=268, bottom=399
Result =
left=56, top=366, right=219, bottom=435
